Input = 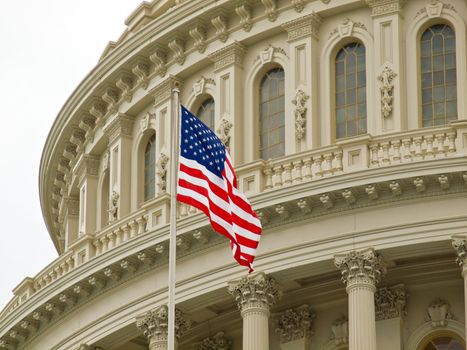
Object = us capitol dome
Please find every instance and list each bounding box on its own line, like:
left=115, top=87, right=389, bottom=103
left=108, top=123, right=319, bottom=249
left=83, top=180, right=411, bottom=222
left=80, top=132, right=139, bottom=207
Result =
left=1, top=0, right=467, bottom=349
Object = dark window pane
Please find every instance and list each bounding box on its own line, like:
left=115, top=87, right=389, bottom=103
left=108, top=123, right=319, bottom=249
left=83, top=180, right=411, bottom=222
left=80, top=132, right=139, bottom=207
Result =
left=197, top=98, right=215, bottom=130
left=446, top=85, right=457, bottom=99
left=433, top=86, right=444, bottom=101
left=421, top=57, right=432, bottom=71
left=446, top=69, right=456, bottom=83
left=422, top=88, right=433, bottom=102
left=259, top=68, right=285, bottom=159
left=144, top=134, right=156, bottom=201
left=347, top=89, right=356, bottom=104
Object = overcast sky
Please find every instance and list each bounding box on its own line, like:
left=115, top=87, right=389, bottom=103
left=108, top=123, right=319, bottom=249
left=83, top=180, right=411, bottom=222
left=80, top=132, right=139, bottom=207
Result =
left=0, top=0, right=143, bottom=310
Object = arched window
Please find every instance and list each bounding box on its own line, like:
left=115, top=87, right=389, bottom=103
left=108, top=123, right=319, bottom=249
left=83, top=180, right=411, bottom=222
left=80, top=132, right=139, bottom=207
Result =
left=197, top=98, right=215, bottom=130
left=144, top=134, right=156, bottom=201
left=335, top=42, right=366, bottom=139
left=420, top=24, right=457, bottom=127
left=259, top=67, right=285, bottom=159
left=419, top=335, right=465, bottom=350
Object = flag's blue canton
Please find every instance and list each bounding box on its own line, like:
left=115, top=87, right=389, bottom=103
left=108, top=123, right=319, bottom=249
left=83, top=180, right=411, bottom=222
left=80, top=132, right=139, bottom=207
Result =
left=181, top=106, right=226, bottom=178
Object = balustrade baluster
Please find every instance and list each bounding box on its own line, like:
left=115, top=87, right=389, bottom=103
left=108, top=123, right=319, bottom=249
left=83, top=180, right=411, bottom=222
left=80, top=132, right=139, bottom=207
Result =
left=283, top=163, right=293, bottom=185
left=130, top=220, right=138, bottom=238
left=370, top=144, right=380, bottom=166
left=292, top=160, right=303, bottom=183
left=313, top=155, right=323, bottom=177
left=435, top=133, right=446, bottom=157
left=273, top=165, right=283, bottom=188
left=263, top=165, right=273, bottom=190
left=335, top=150, right=343, bottom=172
left=413, top=137, right=423, bottom=160
left=402, top=138, right=412, bottom=162
left=122, top=224, right=131, bottom=242
left=303, top=159, right=313, bottom=180
left=322, top=153, right=333, bottom=175
left=391, top=140, right=401, bottom=163
left=136, top=216, right=147, bottom=234
left=447, top=132, right=456, bottom=153
left=425, top=135, right=434, bottom=159
left=381, top=142, right=390, bottom=165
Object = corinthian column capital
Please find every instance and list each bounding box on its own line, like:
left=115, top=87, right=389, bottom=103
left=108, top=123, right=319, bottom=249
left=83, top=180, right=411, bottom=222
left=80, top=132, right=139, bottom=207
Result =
left=334, top=248, right=386, bottom=290
left=136, top=305, right=191, bottom=350
left=228, top=272, right=282, bottom=315
left=452, top=235, right=467, bottom=274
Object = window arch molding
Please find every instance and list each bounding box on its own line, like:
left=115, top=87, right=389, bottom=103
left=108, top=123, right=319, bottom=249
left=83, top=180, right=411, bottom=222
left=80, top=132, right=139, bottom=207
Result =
left=406, top=319, right=465, bottom=350
left=131, top=116, right=157, bottom=209
left=321, top=26, right=375, bottom=145
left=186, top=77, right=218, bottom=128
left=406, top=6, right=467, bottom=130
left=244, top=49, right=290, bottom=163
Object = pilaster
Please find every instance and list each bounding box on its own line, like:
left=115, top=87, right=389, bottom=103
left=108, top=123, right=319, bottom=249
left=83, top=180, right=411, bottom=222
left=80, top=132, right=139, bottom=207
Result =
left=136, top=305, right=191, bottom=350
left=103, top=114, right=134, bottom=220
left=365, top=0, right=407, bottom=133
left=75, top=155, right=99, bottom=237
left=375, top=284, right=406, bottom=350
left=334, top=248, right=386, bottom=350
left=208, top=42, right=246, bottom=165
left=63, top=196, right=79, bottom=249
left=228, top=272, right=282, bottom=350
left=452, top=235, right=467, bottom=340
left=282, top=13, right=322, bottom=151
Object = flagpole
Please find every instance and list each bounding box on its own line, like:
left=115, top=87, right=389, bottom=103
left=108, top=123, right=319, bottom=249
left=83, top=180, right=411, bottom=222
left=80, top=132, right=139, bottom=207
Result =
left=168, top=86, right=180, bottom=350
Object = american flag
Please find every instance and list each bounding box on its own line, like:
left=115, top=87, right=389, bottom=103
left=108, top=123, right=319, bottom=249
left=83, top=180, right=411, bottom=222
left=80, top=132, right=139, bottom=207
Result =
left=176, top=106, right=262, bottom=272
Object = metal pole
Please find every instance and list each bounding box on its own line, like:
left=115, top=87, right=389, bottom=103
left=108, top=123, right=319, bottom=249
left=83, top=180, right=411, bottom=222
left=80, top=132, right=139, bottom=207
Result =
left=168, top=87, right=180, bottom=350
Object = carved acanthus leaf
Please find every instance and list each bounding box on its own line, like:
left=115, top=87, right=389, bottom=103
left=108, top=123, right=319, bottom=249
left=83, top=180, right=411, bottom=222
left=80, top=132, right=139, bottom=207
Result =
left=189, top=24, right=207, bottom=53
left=292, top=89, right=309, bottom=140
left=375, top=284, right=407, bottom=320
left=149, top=46, right=167, bottom=77
left=168, top=38, right=185, bottom=65
left=235, top=2, right=252, bottom=32
left=211, top=14, right=229, bottom=43
left=276, top=304, right=315, bottom=343
left=377, top=65, right=397, bottom=118
left=196, top=331, right=232, bottom=350
left=216, top=118, right=233, bottom=147
left=156, top=153, right=169, bottom=193
left=132, top=58, right=150, bottom=90
left=261, top=0, right=277, bottom=22
left=334, top=248, right=386, bottom=287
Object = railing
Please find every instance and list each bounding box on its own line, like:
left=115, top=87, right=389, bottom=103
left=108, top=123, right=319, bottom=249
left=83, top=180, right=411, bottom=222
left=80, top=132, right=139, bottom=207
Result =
left=4, top=124, right=465, bottom=316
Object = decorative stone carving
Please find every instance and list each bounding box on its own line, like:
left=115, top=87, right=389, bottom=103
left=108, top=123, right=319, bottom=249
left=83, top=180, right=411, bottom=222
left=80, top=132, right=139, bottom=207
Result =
left=276, top=304, right=315, bottom=343
left=282, top=12, right=322, bottom=41
left=275, top=204, right=289, bottom=220
left=156, top=153, right=169, bottom=193
left=292, top=0, right=306, bottom=13
left=334, top=248, right=386, bottom=287
left=256, top=45, right=287, bottom=65
left=377, top=65, right=397, bottom=118
left=193, top=76, right=215, bottom=97
left=140, top=111, right=155, bottom=133
left=189, top=23, right=207, bottom=53
left=320, top=194, right=333, bottom=209
left=389, top=181, right=402, bottom=196
left=261, top=0, right=277, bottom=22
left=331, top=316, right=349, bottom=346
left=365, top=0, right=406, bottom=16
left=216, top=118, right=233, bottom=147
left=375, top=284, right=407, bottom=320
left=109, top=191, right=119, bottom=221
left=149, top=45, right=167, bottom=77
left=426, top=299, right=453, bottom=327
left=102, top=86, right=120, bottom=114
left=104, top=114, right=134, bottom=144
left=438, top=174, right=450, bottom=189
left=209, top=42, right=246, bottom=72
left=330, top=18, right=367, bottom=39
left=228, top=272, right=282, bottom=313
left=153, top=76, right=183, bottom=108
left=116, top=71, right=134, bottom=103
left=292, top=90, right=309, bottom=140
left=413, top=177, right=426, bottom=192
left=89, top=97, right=108, bottom=126
left=365, top=184, right=379, bottom=200
left=168, top=37, right=185, bottom=65
left=235, top=2, right=252, bottom=32
left=342, top=189, right=356, bottom=204
left=132, top=58, right=150, bottom=90
left=197, top=331, right=232, bottom=350
left=78, top=345, right=104, bottom=350
left=211, top=13, right=229, bottom=43
left=452, top=235, right=467, bottom=268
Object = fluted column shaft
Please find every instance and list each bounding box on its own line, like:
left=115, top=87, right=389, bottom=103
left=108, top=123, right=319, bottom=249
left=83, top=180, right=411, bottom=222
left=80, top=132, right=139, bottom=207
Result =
left=347, top=282, right=377, bottom=350
left=228, top=272, right=282, bottom=350
left=334, top=248, right=386, bottom=350
left=241, top=305, right=270, bottom=350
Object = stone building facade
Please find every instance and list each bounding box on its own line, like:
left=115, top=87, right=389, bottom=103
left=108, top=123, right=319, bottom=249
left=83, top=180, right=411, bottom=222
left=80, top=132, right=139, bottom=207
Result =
left=1, top=0, right=467, bottom=349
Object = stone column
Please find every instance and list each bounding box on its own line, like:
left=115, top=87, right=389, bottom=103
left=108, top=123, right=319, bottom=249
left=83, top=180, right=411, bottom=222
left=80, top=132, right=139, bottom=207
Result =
left=452, top=235, right=467, bottom=339
left=228, top=272, right=282, bottom=350
left=275, top=304, right=315, bottom=350
left=136, top=305, right=191, bottom=350
left=334, top=248, right=386, bottom=350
